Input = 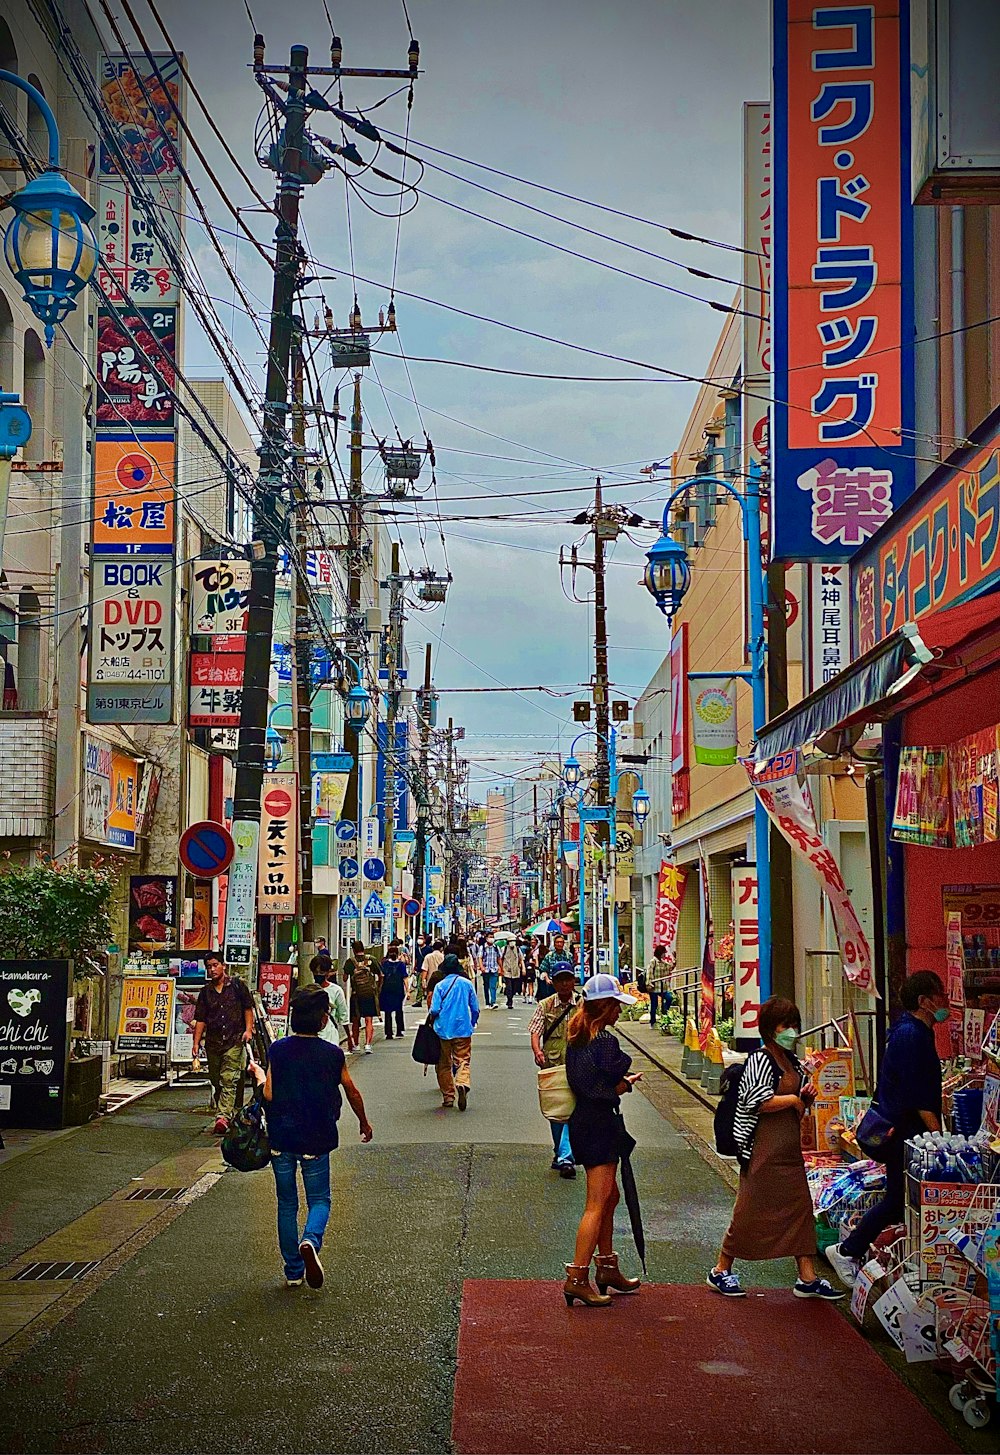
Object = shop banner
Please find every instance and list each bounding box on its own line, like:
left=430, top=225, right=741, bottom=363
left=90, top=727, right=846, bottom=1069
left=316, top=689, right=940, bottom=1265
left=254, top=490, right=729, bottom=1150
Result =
left=98, top=52, right=183, bottom=179
left=87, top=554, right=174, bottom=724
left=745, top=751, right=875, bottom=992
left=891, top=746, right=953, bottom=847
left=950, top=725, right=1000, bottom=848
left=190, top=558, right=251, bottom=637
left=259, top=962, right=293, bottom=1039
left=93, top=437, right=175, bottom=554
left=170, top=985, right=200, bottom=1063
left=96, top=177, right=182, bottom=307
left=128, top=874, right=177, bottom=952
left=731, top=867, right=761, bottom=1038
left=189, top=650, right=245, bottom=728
left=689, top=676, right=739, bottom=765
left=313, top=770, right=350, bottom=824
left=259, top=775, right=298, bottom=917
left=772, top=0, right=914, bottom=560
left=116, top=975, right=175, bottom=1053
left=653, top=861, right=686, bottom=960
left=670, top=624, right=689, bottom=773
left=0, top=960, right=71, bottom=1130
left=807, top=563, right=851, bottom=691
left=698, top=843, right=715, bottom=1041
left=942, top=911, right=967, bottom=1059
left=96, top=307, right=176, bottom=431
left=183, top=880, right=212, bottom=952
left=223, top=819, right=259, bottom=966
left=743, top=101, right=772, bottom=560
left=82, top=736, right=140, bottom=849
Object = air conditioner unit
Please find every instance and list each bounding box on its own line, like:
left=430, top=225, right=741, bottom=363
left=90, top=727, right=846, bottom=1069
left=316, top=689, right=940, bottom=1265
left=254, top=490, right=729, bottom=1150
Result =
left=365, top=607, right=383, bottom=632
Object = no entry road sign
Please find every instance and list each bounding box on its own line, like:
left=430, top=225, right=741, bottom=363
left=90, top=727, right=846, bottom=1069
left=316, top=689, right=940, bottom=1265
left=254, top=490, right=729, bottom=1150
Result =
left=179, top=821, right=235, bottom=878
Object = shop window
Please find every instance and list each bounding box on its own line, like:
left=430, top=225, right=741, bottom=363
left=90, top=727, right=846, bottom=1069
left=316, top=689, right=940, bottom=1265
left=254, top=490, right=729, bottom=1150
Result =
left=17, top=587, right=41, bottom=710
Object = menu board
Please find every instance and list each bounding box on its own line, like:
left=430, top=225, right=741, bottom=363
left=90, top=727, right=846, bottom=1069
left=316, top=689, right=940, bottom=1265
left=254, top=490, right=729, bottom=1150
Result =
left=115, top=976, right=175, bottom=1053
left=0, top=961, right=72, bottom=1130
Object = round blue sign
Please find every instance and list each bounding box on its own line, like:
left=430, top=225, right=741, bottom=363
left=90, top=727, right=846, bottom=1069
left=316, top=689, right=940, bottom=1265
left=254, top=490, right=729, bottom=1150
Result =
left=334, top=820, right=358, bottom=842
left=338, top=857, right=359, bottom=880
left=362, top=856, right=386, bottom=882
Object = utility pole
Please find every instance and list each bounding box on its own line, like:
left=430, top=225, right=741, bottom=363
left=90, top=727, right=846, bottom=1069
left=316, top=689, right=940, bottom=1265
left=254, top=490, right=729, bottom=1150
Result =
left=290, top=327, right=315, bottom=973
left=382, top=542, right=403, bottom=945
left=342, top=372, right=366, bottom=828
left=592, top=477, right=611, bottom=803
left=413, top=641, right=432, bottom=934
left=227, top=43, right=309, bottom=968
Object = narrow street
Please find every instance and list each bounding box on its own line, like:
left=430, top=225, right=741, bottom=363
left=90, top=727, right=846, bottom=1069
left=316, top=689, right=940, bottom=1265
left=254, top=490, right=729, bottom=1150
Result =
left=0, top=1010, right=974, bottom=1455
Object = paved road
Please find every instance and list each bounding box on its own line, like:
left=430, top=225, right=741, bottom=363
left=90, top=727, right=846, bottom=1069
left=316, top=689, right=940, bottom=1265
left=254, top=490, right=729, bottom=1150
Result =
left=0, top=1004, right=977, bottom=1454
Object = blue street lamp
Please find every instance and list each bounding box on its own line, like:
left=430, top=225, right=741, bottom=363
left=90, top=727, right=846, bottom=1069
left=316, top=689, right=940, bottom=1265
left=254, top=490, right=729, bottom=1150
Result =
left=641, top=459, right=771, bottom=1009
left=0, top=71, right=97, bottom=346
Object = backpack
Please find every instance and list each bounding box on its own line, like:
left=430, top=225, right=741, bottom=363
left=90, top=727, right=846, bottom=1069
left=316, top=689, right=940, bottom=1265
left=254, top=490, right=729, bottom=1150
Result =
left=713, top=1062, right=745, bottom=1158
left=352, top=962, right=378, bottom=998
left=220, top=1091, right=271, bottom=1172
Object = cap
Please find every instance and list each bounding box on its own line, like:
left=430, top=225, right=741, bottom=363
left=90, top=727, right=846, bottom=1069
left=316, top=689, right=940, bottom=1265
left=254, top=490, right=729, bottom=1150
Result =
left=551, top=961, right=576, bottom=981
left=581, top=973, right=636, bottom=1005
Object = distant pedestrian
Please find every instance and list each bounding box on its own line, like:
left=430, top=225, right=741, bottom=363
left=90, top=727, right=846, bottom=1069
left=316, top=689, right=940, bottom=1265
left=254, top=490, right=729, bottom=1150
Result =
left=522, top=939, right=537, bottom=1002
left=828, top=972, right=947, bottom=1288
left=315, top=936, right=328, bottom=957
left=343, top=941, right=380, bottom=1055
left=640, top=944, right=673, bottom=1027
left=538, top=933, right=569, bottom=1002
left=421, top=939, right=447, bottom=1001
left=191, top=952, right=254, bottom=1134
left=500, top=938, right=523, bottom=1008
left=480, top=930, right=500, bottom=1009
left=430, top=952, right=480, bottom=1111
left=380, top=943, right=409, bottom=1040
left=311, top=955, right=349, bottom=1047
left=563, top=974, right=643, bottom=1307
left=252, top=985, right=372, bottom=1289
left=707, top=996, right=843, bottom=1302
left=412, top=933, right=432, bottom=1007
left=530, top=962, right=580, bottom=1178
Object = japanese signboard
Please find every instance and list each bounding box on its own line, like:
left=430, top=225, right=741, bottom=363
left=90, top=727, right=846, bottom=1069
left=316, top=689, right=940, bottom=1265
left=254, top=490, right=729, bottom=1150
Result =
left=93, top=437, right=175, bottom=554
left=190, top=558, right=251, bottom=636
left=189, top=650, right=245, bottom=728
left=87, top=555, right=174, bottom=724
left=652, top=861, right=686, bottom=962
left=128, top=874, right=178, bottom=952
left=259, top=962, right=293, bottom=1038
left=670, top=622, right=689, bottom=774
left=851, top=416, right=1000, bottom=652
left=0, top=961, right=72, bottom=1130
left=259, top=775, right=298, bottom=916
left=183, top=880, right=212, bottom=953
left=96, top=178, right=181, bottom=306
left=223, top=820, right=259, bottom=966
left=732, top=867, right=761, bottom=1038
left=772, top=0, right=914, bottom=560
left=81, top=736, right=140, bottom=849
left=743, top=101, right=772, bottom=558
left=115, top=975, right=175, bottom=1053
left=96, top=307, right=176, bottom=431
left=98, top=53, right=183, bottom=179
left=376, top=721, right=410, bottom=835
left=746, top=751, right=874, bottom=991
left=807, top=563, right=851, bottom=690
left=689, top=675, right=739, bottom=765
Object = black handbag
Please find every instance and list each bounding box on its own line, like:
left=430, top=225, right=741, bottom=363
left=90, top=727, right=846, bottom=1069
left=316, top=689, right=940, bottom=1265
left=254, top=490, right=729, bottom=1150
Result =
left=411, top=1018, right=442, bottom=1066
left=220, top=1090, right=271, bottom=1172
left=856, top=1104, right=896, bottom=1162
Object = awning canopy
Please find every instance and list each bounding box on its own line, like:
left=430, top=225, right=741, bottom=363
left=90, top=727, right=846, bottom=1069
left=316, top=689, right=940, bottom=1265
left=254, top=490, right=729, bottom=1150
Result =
left=755, top=591, right=1000, bottom=760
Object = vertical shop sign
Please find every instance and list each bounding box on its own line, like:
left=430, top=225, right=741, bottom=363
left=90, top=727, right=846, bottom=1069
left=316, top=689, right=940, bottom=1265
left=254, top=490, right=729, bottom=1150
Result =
left=807, top=563, right=851, bottom=690
left=223, top=821, right=259, bottom=966
left=698, top=844, right=715, bottom=1042
left=259, top=962, right=293, bottom=1038
left=259, top=775, right=298, bottom=916
left=772, top=0, right=914, bottom=560
left=689, top=676, right=739, bottom=765
left=746, top=751, right=874, bottom=991
left=743, top=101, right=772, bottom=558
left=653, top=861, right=686, bottom=961
left=0, top=961, right=72, bottom=1130
left=96, top=308, right=176, bottom=430
left=190, top=559, right=251, bottom=636
left=115, top=976, right=175, bottom=1053
left=732, top=867, right=761, bottom=1037
left=87, top=554, right=174, bottom=724
left=96, top=177, right=181, bottom=306
left=128, top=874, right=177, bottom=952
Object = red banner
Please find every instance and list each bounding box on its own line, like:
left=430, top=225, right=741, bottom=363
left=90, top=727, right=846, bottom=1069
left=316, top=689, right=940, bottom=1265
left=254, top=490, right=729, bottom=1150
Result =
left=652, top=861, right=686, bottom=961
left=699, top=844, right=715, bottom=1044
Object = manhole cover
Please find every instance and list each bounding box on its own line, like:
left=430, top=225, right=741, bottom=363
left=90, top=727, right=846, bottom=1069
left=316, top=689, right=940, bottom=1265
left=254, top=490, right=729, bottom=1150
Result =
left=13, top=1260, right=100, bottom=1282
left=125, top=1186, right=186, bottom=1201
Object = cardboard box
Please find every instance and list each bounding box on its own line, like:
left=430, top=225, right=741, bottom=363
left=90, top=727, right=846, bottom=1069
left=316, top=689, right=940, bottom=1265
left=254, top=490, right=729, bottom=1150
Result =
left=906, top=1177, right=1000, bottom=1289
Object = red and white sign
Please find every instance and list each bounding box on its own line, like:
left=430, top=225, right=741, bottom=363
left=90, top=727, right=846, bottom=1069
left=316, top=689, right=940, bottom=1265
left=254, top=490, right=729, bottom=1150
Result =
left=670, top=623, right=689, bottom=775
left=746, top=752, right=874, bottom=992
left=189, top=649, right=245, bottom=727
left=259, top=775, right=298, bottom=916
left=259, top=961, right=293, bottom=1038
left=732, top=866, right=760, bottom=1037
left=652, top=861, right=686, bottom=961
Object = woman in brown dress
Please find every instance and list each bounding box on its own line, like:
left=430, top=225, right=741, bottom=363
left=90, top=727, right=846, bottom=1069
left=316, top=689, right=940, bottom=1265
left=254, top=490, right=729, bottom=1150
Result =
left=707, top=996, right=845, bottom=1301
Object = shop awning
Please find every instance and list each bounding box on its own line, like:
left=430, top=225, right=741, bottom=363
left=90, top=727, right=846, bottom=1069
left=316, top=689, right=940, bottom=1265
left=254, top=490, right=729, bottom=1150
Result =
left=755, top=591, right=1000, bottom=760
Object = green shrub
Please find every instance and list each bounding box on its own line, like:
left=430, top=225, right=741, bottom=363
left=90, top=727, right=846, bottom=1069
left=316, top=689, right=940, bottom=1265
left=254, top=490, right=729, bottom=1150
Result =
left=0, top=861, right=117, bottom=973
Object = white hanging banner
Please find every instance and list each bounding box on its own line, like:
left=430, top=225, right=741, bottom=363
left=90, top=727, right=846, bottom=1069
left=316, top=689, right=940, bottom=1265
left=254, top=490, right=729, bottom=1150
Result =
left=744, top=752, right=875, bottom=993
left=731, top=866, right=761, bottom=1038
left=689, top=675, right=739, bottom=765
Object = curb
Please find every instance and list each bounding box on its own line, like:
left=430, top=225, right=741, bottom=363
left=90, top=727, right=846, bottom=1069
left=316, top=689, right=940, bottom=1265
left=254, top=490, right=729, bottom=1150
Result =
left=618, top=1025, right=718, bottom=1113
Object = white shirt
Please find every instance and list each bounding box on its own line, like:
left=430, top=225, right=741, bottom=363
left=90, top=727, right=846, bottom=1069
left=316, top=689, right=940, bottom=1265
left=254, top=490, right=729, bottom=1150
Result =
left=317, top=982, right=350, bottom=1043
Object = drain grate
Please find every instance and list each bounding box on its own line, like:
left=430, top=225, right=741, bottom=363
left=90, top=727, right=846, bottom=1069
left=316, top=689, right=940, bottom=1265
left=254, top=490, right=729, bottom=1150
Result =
left=125, top=1186, right=185, bottom=1202
left=13, top=1260, right=100, bottom=1282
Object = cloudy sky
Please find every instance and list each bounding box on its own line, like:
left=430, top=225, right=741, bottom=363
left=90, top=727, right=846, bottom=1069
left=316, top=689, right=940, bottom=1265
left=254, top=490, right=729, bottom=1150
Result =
left=128, top=0, right=770, bottom=828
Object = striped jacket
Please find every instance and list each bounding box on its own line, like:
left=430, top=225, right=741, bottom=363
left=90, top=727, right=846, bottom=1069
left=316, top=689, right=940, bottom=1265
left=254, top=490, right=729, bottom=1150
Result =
left=733, top=1048, right=804, bottom=1167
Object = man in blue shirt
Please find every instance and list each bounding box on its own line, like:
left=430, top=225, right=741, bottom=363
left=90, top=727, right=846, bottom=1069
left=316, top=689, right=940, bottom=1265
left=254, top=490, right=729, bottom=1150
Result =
left=828, top=971, right=947, bottom=1286
left=430, top=953, right=480, bottom=1111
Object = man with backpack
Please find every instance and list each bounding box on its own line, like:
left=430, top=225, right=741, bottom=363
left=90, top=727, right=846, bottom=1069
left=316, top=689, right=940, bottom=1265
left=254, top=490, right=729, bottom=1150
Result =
left=529, top=963, right=581, bottom=1177
left=343, top=941, right=381, bottom=1054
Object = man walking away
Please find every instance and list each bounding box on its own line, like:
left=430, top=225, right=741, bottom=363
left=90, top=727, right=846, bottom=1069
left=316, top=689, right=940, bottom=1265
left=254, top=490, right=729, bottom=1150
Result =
left=252, top=985, right=372, bottom=1288
left=430, top=952, right=480, bottom=1111
left=191, top=952, right=254, bottom=1134
left=501, top=937, right=523, bottom=1009
left=312, top=955, right=350, bottom=1047
left=530, top=962, right=581, bottom=1177
left=480, top=930, right=500, bottom=1009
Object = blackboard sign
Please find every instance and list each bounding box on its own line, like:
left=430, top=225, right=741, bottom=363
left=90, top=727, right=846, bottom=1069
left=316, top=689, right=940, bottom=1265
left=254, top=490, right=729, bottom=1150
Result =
left=0, top=961, right=72, bottom=1129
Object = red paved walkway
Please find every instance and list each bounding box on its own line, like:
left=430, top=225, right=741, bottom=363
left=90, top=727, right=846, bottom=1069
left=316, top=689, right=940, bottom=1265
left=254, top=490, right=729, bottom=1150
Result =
left=452, top=1281, right=958, bottom=1455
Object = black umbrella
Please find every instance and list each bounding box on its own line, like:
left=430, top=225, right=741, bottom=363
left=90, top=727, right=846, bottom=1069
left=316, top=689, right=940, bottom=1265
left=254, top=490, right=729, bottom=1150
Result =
left=618, top=1125, right=647, bottom=1274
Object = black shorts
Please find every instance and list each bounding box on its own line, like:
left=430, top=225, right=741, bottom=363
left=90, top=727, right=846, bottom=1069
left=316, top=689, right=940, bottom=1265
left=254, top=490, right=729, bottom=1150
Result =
left=352, top=995, right=378, bottom=1019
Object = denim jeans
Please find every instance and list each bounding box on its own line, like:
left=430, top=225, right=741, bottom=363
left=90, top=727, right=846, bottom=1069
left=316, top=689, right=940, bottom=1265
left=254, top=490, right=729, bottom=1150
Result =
left=550, top=1119, right=572, bottom=1164
left=841, top=1137, right=906, bottom=1262
left=482, top=971, right=498, bottom=1006
left=270, top=1150, right=332, bottom=1280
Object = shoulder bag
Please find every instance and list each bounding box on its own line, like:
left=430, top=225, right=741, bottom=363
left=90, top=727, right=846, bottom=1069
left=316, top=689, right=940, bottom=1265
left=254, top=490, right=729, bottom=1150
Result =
left=411, top=975, right=463, bottom=1068
left=220, top=1087, right=271, bottom=1172
left=536, top=1003, right=577, bottom=1122
left=855, top=1104, right=895, bottom=1162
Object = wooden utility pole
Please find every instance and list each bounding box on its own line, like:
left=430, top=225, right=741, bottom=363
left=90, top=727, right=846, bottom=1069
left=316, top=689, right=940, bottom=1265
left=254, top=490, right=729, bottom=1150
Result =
left=382, top=542, right=403, bottom=944
left=592, top=477, right=611, bottom=804
left=413, top=641, right=432, bottom=933
left=342, top=372, right=365, bottom=828
left=290, top=329, right=315, bottom=971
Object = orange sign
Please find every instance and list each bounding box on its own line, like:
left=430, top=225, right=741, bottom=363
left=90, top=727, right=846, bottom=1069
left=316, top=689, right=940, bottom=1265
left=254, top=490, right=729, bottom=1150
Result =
left=93, top=437, right=175, bottom=552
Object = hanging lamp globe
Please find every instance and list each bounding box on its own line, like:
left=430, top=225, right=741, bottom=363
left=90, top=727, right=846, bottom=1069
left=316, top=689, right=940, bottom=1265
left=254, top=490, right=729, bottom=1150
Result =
left=632, top=789, right=651, bottom=824
left=344, top=680, right=370, bottom=732
left=3, top=170, right=97, bottom=346
left=562, top=754, right=582, bottom=792
left=643, top=530, right=691, bottom=619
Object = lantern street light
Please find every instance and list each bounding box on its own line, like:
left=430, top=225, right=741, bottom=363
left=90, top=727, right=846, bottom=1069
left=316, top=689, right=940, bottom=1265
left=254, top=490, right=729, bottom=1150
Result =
left=640, top=458, right=771, bottom=1009
left=0, top=71, right=97, bottom=347
left=632, top=789, right=650, bottom=825
left=344, top=679, right=371, bottom=732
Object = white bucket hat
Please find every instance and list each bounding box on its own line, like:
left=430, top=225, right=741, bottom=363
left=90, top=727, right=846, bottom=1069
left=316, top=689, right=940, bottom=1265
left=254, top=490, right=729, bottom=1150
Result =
left=581, top=972, right=636, bottom=1005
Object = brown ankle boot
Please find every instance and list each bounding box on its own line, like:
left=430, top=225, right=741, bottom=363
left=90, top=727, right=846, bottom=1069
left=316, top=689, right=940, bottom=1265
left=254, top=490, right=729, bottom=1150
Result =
left=595, top=1252, right=641, bottom=1295
left=563, top=1263, right=612, bottom=1307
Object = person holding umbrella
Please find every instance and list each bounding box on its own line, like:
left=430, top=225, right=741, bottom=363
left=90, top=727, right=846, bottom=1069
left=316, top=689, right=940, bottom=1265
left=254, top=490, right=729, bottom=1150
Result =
left=563, top=974, right=645, bottom=1308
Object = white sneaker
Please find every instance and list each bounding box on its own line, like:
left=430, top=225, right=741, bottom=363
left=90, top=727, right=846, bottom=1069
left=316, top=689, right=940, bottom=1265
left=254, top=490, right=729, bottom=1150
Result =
left=826, top=1243, right=859, bottom=1287
left=364, top=1043, right=372, bottom=1054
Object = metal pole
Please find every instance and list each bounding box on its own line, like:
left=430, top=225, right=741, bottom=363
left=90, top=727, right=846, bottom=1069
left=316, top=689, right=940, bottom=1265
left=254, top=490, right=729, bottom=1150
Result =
left=382, top=543, right=402, bottom=946
left=593, top=478, right=611, bottom=801
left=342, top=373, right=364, bottom=827
left=413, top=641, right=432, bottom=935
left=228, top=44, right=309, bottom=965
left=291, top=330, right=314, bottom=974
left=609, top=727, right=619, bottom=980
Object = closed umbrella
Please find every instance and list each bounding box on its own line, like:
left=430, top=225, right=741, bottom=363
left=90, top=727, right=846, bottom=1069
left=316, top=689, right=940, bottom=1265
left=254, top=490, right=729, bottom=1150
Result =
left=617, top=1125, right=647, bottom=1274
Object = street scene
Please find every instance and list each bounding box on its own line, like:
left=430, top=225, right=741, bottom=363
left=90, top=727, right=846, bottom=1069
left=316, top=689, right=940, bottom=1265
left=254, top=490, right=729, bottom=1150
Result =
left=0, top=1, right=1000, bottom=1453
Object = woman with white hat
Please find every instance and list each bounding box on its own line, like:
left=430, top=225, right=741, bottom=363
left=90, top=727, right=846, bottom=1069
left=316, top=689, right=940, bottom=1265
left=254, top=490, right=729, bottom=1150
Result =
left=562, top=973, right=645, bottom=1308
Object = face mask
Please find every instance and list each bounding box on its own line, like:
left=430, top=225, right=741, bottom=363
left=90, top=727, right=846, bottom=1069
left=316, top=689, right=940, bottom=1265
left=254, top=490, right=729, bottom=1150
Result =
left=933, top=1006, right=950, bottom=1023
left=773, top=1028, right=798, bottom=1051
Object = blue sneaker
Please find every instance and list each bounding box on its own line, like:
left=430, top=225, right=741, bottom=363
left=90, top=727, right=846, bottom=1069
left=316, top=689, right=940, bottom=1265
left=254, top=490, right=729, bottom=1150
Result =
left=706, top=1268, right=746, bottom=1298
left=794, top=1277, right=845, bottom=1301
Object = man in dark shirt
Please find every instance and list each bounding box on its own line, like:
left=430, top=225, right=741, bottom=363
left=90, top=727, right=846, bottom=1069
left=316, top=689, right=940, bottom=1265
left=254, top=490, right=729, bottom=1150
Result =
left=191, top=952, right=254, bottom=1134
left=829, top=971, right=947, bottom=1285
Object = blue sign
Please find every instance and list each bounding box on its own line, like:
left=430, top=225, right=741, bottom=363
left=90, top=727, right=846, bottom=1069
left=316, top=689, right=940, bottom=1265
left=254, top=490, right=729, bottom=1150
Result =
left=362, top=856, right=385, bottom=883
left=363, top=891, right=387, bottom=919
left=339, top=894, right=360, bottom=920
left=375, top=720, right=410, bottom=838
left=338, top=857, right=359, bottom=880
left=334, top=820, right=357, bottom=842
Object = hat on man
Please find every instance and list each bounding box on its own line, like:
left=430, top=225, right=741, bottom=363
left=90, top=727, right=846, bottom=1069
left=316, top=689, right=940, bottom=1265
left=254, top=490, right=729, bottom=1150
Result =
left=551, top=961, right=577, bottom=981
left=582, top=972, right=636, bottom=1005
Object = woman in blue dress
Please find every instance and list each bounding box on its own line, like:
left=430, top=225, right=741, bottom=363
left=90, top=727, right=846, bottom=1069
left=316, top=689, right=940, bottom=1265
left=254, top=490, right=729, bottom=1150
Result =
left=379, top=943, right=409, bottom=1040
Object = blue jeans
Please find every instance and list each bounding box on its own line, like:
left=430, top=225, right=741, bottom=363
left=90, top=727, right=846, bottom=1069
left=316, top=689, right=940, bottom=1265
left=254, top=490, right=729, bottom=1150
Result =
left=550, top=1119, right=572, bottom=1165
left=482, top=971, right=498, bottom=1006
left=270, top=1150, right=332, bottom=1280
